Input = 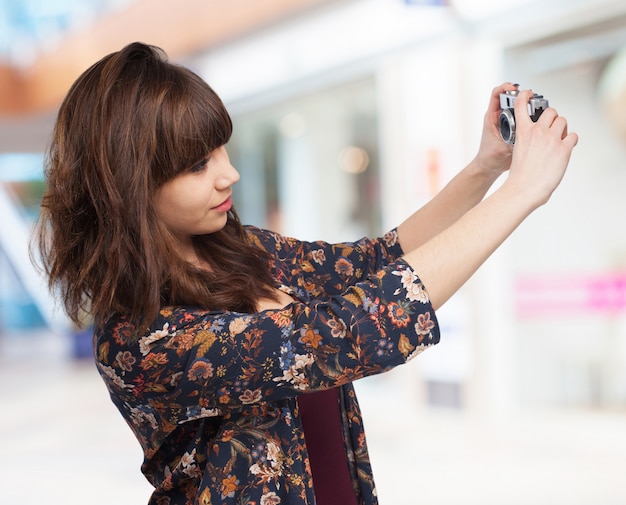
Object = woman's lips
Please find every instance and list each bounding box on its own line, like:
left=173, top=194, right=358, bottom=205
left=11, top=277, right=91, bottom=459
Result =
left=212, top=196, right=232, bottom=212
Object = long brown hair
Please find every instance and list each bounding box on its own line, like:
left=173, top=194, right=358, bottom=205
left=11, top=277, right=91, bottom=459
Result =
left=34, top=42, right=277, bottom=332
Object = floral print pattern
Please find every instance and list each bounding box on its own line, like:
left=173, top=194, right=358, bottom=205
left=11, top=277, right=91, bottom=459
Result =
left=94, top=226, right=440, bottom=504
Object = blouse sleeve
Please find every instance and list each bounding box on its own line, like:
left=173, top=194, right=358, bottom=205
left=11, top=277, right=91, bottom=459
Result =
left=95, top=259, right=439, bottom=426
left=245, top=226, right=405, bottom=298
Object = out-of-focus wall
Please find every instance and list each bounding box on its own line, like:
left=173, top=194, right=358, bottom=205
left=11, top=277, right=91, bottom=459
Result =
left=505, top=23, right=626, bottom=410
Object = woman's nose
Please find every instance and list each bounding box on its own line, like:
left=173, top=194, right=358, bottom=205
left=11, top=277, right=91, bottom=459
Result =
left=217, top=161, right=240, bottom=189
left=227, top=163, right=240, bottom=185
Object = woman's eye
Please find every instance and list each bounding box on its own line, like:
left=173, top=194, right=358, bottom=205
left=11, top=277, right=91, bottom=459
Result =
left=189, top=158, right=208, bottom=173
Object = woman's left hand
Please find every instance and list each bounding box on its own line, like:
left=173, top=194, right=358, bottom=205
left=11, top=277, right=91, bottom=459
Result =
left=472, top=82, right=519, bottom=178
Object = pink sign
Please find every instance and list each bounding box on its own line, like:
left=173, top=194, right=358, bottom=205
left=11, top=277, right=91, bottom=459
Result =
left=515, top=272, right=626, bottom=318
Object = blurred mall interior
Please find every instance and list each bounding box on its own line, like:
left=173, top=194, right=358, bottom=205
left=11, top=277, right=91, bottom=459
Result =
left=2, top=0, right=626, bottom=503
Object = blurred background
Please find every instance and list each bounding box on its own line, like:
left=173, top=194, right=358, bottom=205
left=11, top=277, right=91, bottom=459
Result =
left=1, top=0, right=626, bottom=503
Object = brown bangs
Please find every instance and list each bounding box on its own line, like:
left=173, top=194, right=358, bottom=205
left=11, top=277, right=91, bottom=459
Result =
left=151, top=65, right=233, bottom=186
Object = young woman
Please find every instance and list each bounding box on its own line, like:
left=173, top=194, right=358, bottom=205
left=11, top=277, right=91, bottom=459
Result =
left=35, top=42, right=577, bottom=505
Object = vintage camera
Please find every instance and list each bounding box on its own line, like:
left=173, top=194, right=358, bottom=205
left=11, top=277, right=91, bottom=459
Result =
left=499, top=89, right=549, bottom=144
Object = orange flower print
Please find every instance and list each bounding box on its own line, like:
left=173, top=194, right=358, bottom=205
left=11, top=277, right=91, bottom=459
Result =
left=221, top=474, right=239, bottom=499
left=302, top=279, right=322, bottom=298
left=398, top=334, right=415, bottom=358
left=198, top=488, right=212, bottom=505
left=97, top=341, right=110, bottom=364
left=268, top=310, right=293, bottom=329
left=300, top=260, right=315, bottom=273
left=334, top=257, right=354, bottom=277
left=187, top=359, right=214, bottom=382
left=111, top=320, right=133, bottom=346
left=139, top=352, right=168, bottom=370
left=164, top=332, right=195, bottom=356
left=299, top=327, right=322, bottom=349
left=387, top=301, right=411, bottom=328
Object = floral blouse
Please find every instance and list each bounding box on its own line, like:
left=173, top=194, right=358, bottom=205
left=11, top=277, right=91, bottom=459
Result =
left=94, top=226, right=440, bottom=505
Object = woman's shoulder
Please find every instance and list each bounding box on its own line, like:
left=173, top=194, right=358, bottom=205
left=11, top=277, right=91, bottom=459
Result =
left=243, top=225, right=299, bottom=254
left=244, top=225, right=287, bottom=243
left=96, top=306, right=225, bottom=343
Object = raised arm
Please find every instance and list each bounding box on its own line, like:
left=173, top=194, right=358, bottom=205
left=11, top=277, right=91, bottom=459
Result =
left=397, top=82, right=518, bottom=252
left=402, top=89, right=578, bottom=310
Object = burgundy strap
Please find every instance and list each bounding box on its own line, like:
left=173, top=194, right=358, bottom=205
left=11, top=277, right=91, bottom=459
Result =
left=297, top=388, right=359, bottom=505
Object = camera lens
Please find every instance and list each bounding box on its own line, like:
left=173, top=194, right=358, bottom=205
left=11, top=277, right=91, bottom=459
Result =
left=499, top=109, right=516, bottom=145
left=499, top=116, right=512, bottom=142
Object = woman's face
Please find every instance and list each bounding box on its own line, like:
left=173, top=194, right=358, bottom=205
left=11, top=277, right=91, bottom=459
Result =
left=154, top=146, right=240, bottom=246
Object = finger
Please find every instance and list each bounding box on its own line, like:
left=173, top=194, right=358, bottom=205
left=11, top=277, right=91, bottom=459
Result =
left=563, top=131, right=579, bottom=149
left=488, top=82, right=518, bottom=112
left=513, top=89, right=534, bottom=125
left=537, top=107, right=558, bottom=126
left=549, top=115, right=567, bottom=137
left=551, top=117, right=577, bottom=147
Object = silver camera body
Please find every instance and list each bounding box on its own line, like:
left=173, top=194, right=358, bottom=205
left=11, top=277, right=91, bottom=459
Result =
left=499, top=90, right=549, bottom=144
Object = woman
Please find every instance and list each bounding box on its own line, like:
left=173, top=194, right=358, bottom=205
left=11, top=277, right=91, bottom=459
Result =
left=35, top=42, right=577, bottom=504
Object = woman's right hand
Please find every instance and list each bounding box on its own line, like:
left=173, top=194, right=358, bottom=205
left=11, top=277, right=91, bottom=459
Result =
left=502, top=89, right=579, bottom=209
left=402, top=89, right=578, bottom=310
